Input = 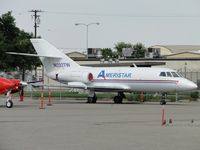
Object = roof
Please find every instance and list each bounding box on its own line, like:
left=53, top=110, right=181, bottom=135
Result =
left=65, top=51, right=87, bottom=60
left=164, top=52, right=200, bottom=59
left=151, top=45, right=200, bottom=53
left=82, top=62, right=166, bottom=67
left=66, top=51, right=86, bottom=55
left=166, top=51, right=200, bottom=56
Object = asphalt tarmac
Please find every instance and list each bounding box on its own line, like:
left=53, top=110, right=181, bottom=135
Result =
left=0, top=97, right=200, bottom=150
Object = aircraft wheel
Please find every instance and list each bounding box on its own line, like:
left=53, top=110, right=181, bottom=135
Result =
left=160, top=100, right=166, bottom=105
left=114, top=96, right=123, bottom=104
left=87, top=97, right=92, bottom=103
left=87, top=96, right=97, bottom=103
left=92, top=95, right=97, bottom=103
left=6, top=100, right=13, bottom=108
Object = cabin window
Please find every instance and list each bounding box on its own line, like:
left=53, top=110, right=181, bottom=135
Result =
left=166, top=72, right=172, bottom=77
left=171, top=72, right=179, bottom=77
left=160, top=72, right=166, bottom=77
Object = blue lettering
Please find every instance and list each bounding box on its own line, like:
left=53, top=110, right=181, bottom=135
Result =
left=106, top=73, right=110, bottom=78
left=97, top=70, right=132, bottom=79
left=97, top=70, right=105, bottom=79
left=128, top=73, right=131, bottom=78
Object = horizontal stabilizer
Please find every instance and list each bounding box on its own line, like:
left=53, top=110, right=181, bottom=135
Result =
left=6, top=52, right=63, bottom=58
left=31, top=82, right=87, bottom=89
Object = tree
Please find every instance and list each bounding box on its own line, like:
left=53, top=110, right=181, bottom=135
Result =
left=132, top=43, right=146, bottom=58
left=0, top=11, right=19, bottom=70
left=0, top=31, right=7, bottom=69
left=112, top=51, right=119, bottom=59
left=0, top=11, right=41, bottom=80
left=101, top=48, right=113, bottom=59
left=114, top=42, right=132, bottom=57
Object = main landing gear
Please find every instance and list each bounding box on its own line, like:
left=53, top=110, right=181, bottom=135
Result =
left=87, top=90, right=97, bottom=103
left=160, top=93, right=167, bottom=105
left=87, top=91, right=126, bottom=104
left=6, top=91, right=13, bottom=108
left=113, top=92, right=125, bottom=104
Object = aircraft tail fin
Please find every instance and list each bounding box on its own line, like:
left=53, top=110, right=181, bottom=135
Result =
left=30, top=39, right=80, bottom=73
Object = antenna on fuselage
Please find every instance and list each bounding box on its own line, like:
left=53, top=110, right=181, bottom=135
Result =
left=131, top=63, right=137, bottom=67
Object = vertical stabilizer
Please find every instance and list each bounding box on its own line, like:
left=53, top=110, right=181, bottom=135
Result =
left=30, top=39, right=80, bottom=73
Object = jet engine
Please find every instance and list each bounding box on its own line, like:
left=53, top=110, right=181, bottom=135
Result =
left=82, top=72, right=93, bottom=83
left=70, top=71, right=94, bottom=83
left=53, top=71, right=94, bottom=83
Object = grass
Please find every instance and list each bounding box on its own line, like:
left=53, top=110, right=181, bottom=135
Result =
left=11, top=91, right=199, bottom=102
left=125, top=92, right=197, bottom=102
left=12, top=91, right=115, bottom=99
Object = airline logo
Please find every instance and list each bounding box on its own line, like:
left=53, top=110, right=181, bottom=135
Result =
left=97, top=70, right=132, bottom=79
left=53, top=62, right=70, bottom=67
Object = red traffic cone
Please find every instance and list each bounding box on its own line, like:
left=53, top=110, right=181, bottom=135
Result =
left=47, top=91, right=52, bottom=106
left=20, top=89, right=24, bottom=102
left=162, top=106, right=165, bottom=127
left=40, top=92, right=45, bottom=109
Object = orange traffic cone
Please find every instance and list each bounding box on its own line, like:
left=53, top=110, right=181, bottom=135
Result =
left=47, top=91, right=52, bottom=106
left=162, top=106, right=165, bottom=127
left=20, top=89, right=24, bottom=102
left=39, top=92, right=45, bottom=109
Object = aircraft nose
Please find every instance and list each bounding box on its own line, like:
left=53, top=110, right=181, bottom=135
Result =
left=20, top=81, right=28, bottom=86
left=188, top=82, right=198, bottom=90
left=183, top=80, right=197, bottom=90
left=177, top=79, right=198, bottom=91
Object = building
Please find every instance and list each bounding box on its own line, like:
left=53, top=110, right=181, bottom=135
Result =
left=88, top=48, right=102, bottom=58
left=66, top=51, right=87, bottom=60
left=165, top=52, right=200, bottom=59
left=146, top=45, right=200, bottom=58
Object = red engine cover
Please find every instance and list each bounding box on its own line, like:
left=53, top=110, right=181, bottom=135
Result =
left=0, top=77, right=21, bottom=94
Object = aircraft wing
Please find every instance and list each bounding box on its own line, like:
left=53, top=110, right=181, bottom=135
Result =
left=31, top=82, right=131, bottom=92
left=87, top=84, right=131, bottom=92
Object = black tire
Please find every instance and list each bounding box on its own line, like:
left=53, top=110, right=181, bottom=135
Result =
left=114, top=96, right=123, bottom=104
left=160, top=100, right=166, bottom=105
left=91, top=95, right=97, bottom=103
left=6, top=100, right=13, bottom=108
left=87, top=96, right=97, bottom=103
left=87, top=97, right=92, bottom=103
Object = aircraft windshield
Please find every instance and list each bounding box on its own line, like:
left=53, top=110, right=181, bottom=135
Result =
left=166, top=72, right=172, bottom=77
left=177, top=72, right=183, bottom=77
left=171, top=72, right=179, bottom=77
left=159, top=71, right=180, bottom=78
left=159, top=72, right=166, bottom=77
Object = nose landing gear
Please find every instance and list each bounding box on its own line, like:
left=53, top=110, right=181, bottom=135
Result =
left=6, top=99, right=13, bottom=108
left=6, top=91, right=13, bottom=108
left=160, top=93, right=167, bottom=105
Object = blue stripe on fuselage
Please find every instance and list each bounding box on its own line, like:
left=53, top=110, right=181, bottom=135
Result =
left=93, top=79, right=178, bottom=84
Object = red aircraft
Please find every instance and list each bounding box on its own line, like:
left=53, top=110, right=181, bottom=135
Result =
left=0, top=77, right=26, bottom=108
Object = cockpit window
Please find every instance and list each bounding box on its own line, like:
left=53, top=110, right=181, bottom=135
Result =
left=177, top=73, right=183, bottom=77
left=171, top=72, right=179, bottom=77
left=166, top=72, right=172, bottom=77
left=160, top=72, right=166, bottom=77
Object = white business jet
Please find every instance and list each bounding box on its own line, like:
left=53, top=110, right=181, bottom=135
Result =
left=8, top=39, right=198, bottom=105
